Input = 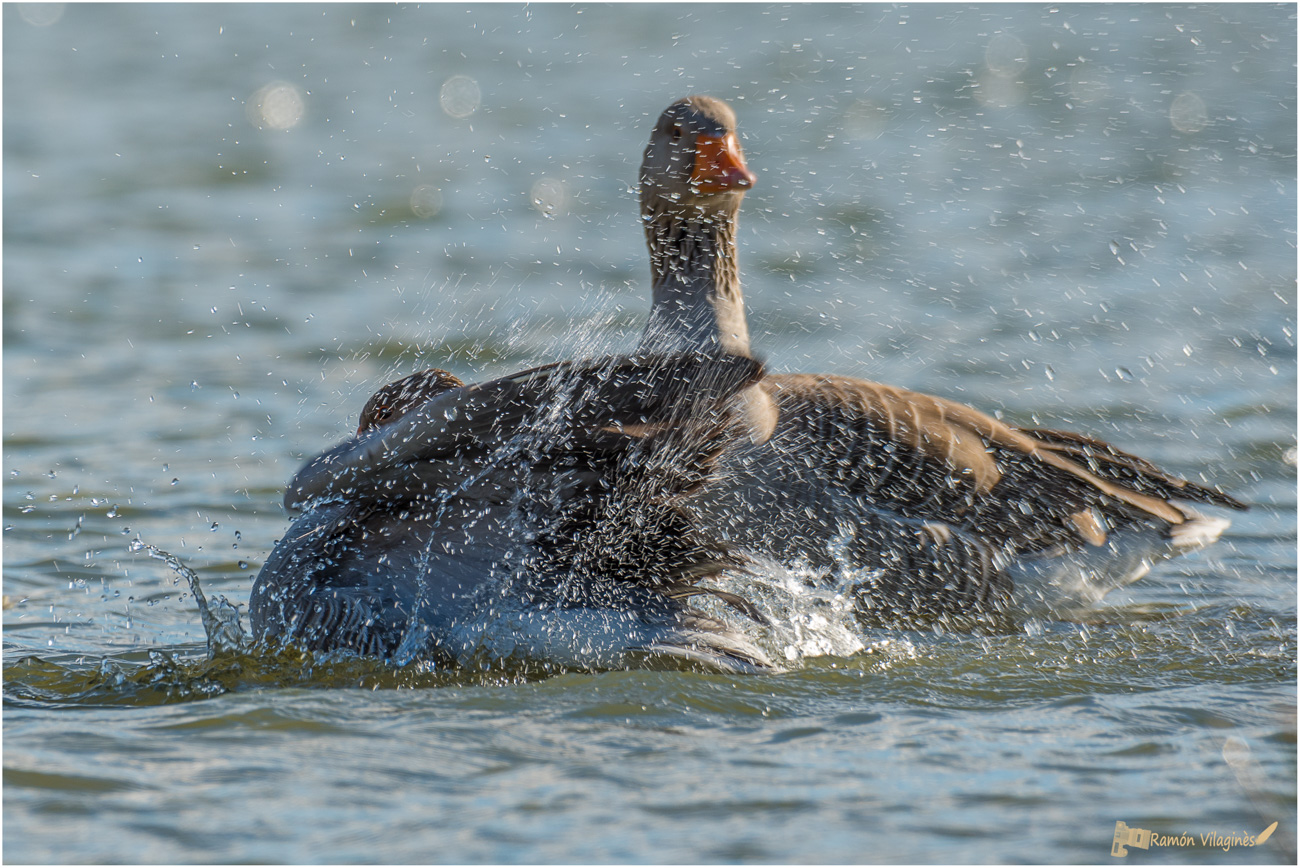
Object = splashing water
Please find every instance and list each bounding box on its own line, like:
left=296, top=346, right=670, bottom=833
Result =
left=700, top=544, right=933, bottom=669
left=715, top=556, right=873, bottom=661
left=127, top=538, right=248, bottom=656
left=394, top=320, right=915, bottom=670
left=7, top=536, right=553, bottom=708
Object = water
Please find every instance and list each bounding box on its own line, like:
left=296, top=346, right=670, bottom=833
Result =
left=4, top=4, right=1295, bottom=863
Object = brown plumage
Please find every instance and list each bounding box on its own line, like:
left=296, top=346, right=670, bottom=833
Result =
left=637, top=96, right=1246, bottom=622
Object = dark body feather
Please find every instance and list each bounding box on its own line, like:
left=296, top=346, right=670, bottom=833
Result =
left=250, top=353, right=776, bottom=672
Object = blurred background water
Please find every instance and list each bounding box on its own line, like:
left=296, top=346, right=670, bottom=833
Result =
left=3, top=3, right=1295, bottom=863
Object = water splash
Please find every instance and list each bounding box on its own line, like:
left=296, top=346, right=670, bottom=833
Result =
left=127, top=539, right=248, bottom=656
left=704, top=555, right=883, bottom=665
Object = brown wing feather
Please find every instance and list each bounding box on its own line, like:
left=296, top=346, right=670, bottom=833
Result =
left=1024, top=427, right=1248, bottom=510
left=762, top=374, right=1005, bottom=494
left=758, top=372, right=1239, bottom=554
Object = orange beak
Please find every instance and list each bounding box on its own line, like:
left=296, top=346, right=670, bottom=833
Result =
left=691, top=133, right=756, bottom=194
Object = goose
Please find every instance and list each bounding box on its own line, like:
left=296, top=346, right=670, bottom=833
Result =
left=249, top=352, right=776, bottom=673
left=636, top=95, right=1247, bottom=622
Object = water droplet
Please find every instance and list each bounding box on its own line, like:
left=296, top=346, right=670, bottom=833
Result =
left=210, top=522, right=220, bottom=532
left=171, top=478, right=180, bottom=486
left=1115, top=367, right=1134, bottom=382
left=238, top=561, right=249, bottom=570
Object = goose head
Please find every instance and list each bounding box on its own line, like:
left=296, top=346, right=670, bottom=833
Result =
left=357, top=368, right=466, bottom=434
left=638, top=97, right=757, bottom=357
left=640, top=95, right=755, bottom=221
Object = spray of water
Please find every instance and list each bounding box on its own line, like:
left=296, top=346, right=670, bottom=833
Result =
left=127, top=539, right=248, bottom=656
left=385, top=311, right=913, bottom=670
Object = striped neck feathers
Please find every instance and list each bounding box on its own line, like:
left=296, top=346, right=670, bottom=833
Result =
left=640, top=202, right=750, bottom=357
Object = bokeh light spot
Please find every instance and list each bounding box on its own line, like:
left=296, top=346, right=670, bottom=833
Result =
left=529, top=177, right=568, bottom=217
left=17, top=3, right=64, bottom=26
left=1170, top=91, right=1209, bottom=133
left=984, top=33, right=1028, bottom=77
left=439, top=75, right=481, bottom=119
left=409, top=184, right=443, bottom=219
left=248, top=82, right=305, bottom=131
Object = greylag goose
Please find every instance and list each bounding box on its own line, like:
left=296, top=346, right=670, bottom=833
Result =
left=637, top=96, right=1247, bottom=622
left=250, top=352, right=775, bottom=673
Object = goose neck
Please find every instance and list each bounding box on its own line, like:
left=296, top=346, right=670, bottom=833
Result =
left=640, top=205, right=750, bottom=357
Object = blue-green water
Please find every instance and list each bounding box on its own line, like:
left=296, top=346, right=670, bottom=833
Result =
left=4, top=4, right=1295, bottom=863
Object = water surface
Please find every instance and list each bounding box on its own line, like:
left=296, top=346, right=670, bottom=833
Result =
left=4, top=4, right=1295, bottom=863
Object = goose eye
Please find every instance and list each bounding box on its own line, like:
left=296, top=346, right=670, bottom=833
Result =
left=374, top=406, right=391, bottom=422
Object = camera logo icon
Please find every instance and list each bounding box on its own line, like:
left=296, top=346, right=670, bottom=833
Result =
left=1112, top=821, right=1154, bottom=857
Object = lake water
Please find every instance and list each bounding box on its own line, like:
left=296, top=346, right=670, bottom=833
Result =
left=3, top=3, right=1295, bottom=863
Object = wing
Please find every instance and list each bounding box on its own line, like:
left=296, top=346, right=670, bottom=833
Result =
left=757, top=373, right=1245, bottom=556
left=286, top=353, right=763, bottom=510
left=251, top=352, right=775, bottom=669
